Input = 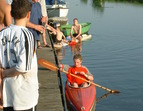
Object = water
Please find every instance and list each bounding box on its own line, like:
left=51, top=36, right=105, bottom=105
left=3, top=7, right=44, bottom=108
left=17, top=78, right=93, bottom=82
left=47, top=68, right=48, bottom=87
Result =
left=58, top=0, right=143, bottom=111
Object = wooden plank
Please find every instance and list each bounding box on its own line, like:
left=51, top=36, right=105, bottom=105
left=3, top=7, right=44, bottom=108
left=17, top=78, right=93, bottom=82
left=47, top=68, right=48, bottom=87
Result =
left=36, top=33, right=63, bottom=110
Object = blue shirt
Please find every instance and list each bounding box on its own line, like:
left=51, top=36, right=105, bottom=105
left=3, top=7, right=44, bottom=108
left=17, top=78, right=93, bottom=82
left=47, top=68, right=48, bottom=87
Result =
left=28, top=2, right=42, bottom=40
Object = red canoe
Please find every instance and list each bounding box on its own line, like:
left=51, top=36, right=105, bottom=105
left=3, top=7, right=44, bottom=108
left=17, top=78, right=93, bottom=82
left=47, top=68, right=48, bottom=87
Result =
left=65, top=82, right=96, bottom=111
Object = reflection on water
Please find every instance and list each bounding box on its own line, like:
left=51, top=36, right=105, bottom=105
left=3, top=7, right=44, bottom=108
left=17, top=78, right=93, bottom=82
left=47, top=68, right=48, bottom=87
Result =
left=56, top=48, right=66, bottom=64
left=106, top=0, right=143, bottom=4
left=70, top=42, right=82, bottom=55
left=96, top=92, right=112, bottom=103
left=80, top=0, right=88, bottom=4
left=56, top=43, right=82, bottom=63
left=79, top=0, right=143, bottom=13
left=92, top=0, right=105, bottom=8
left=81, top=0, right=143, bottom=6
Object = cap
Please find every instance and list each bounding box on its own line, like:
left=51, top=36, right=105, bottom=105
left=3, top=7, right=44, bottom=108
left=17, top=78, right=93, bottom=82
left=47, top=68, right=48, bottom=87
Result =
left=54, top=22, right=60, bottom=29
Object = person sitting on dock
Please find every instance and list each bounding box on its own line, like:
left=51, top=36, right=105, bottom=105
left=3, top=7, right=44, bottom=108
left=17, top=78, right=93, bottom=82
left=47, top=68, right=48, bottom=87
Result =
left=70, top=18, right=82, bottom=43
left=54, top=22, right=68, bottom=44
left=60, top=54, right=94, bottom=88
left=47, top=22, right=68, bottom=45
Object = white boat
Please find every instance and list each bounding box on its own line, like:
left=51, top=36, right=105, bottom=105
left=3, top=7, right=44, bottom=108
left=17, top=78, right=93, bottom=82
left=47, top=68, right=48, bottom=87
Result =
left=46, top=0, right=69, bottom=18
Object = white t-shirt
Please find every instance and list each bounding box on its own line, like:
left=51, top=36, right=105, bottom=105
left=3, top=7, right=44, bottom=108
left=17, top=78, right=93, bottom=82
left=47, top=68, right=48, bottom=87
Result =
left=0, top=24, right=39, bottom=110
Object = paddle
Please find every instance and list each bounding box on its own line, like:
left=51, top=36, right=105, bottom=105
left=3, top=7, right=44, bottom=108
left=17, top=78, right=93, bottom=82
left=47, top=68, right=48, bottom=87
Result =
left=38, top=58, right=120, bottom=94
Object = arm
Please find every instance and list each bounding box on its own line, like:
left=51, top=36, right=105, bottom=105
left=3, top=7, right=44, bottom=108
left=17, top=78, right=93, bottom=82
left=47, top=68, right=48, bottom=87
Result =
left=60, top=64, right=72, bottom=83
left=87, top=75, right=94, bottom=81
left=79, top=66, right=94, bottom=81
left=4, top=4, right=12, bottom=26
left=70, top=26, right=74, bottom=38
left=62, top=33, right=69, bottom=43
left=86, top=67, right=94, bottom=81
left=0, top=68, right=3, bottom=77
left=41, top=16, right=48, bottom=24
left=26, top=21, right=44, bottom=33
left=59, top=64, right=70, bottom=72
left=2, top=67, right=23, bottom=78
left=80, top=71, right=94, bottom=81
left=46, top=24, right=56, bottom=34
left=62, top=33, right=66, bottom=40
left=41, top=16, right=46, bottom=23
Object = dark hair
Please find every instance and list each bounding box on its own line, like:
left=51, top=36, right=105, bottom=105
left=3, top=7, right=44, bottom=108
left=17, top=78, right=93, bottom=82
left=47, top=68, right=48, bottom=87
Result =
left=73, top=18, right=78, bottom=21
left=11, top=0, right=32, bottom=19
left=73, top=54, right=82, bottom=61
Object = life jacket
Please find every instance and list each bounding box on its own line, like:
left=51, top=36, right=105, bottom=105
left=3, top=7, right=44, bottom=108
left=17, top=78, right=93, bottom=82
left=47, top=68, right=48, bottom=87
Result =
left=67, top=66, right=88, bottom=85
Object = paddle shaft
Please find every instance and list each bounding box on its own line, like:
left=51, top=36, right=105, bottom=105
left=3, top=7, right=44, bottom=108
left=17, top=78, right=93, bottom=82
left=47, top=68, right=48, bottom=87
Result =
left=38, top=59, right=120, bottom=93
left=61, top=70, right=112, bottom=92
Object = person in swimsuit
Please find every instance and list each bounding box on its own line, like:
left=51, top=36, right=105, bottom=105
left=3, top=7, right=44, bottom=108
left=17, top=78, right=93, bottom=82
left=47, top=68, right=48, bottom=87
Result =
left=54, top=23, right=68, bottom=44
left=70, top=18, right=82, bottom=43
left=47, top=22, right=68, bottom=44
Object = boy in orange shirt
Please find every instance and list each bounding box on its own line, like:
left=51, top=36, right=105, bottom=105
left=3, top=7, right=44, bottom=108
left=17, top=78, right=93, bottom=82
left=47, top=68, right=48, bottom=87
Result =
left=60, top=54, right=94, bottom=88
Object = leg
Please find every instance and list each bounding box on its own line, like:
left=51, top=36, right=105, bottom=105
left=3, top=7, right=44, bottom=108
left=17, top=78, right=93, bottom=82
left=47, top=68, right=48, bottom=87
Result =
left=42, top=29, right=47, bottom=46
left=37, top=40, right=42, bottom=49
left=81, top=82, right=88, bottom=87
left=42, top=29, right=50, bottom=47
left=71, top=82, right=78, bottom=88
left=78, top=36, right=82, bottom=43
left=71, top=37, right=76, bottom=42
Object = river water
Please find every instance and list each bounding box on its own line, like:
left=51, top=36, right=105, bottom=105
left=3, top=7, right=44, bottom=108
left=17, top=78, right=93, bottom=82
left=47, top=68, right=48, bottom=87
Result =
left=57, top=0, right=143, bottom=111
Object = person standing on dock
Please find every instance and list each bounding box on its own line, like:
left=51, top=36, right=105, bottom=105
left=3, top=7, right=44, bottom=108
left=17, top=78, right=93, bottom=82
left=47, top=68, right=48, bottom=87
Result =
left=0, top=0, right=12, bottom=30
left=0, top=0, right=39, bottom=111
left=27, top=0, right=50, bottom=48
left=38, top=0, right=50, bottom=47
left=70, top=18, right=82, bottom=43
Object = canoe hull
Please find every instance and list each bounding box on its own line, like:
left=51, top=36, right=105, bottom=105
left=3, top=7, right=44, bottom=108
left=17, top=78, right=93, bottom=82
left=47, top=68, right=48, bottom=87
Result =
left=65, top=82, right=96, bottom=111
left=60, top=22, right=91, bottom=37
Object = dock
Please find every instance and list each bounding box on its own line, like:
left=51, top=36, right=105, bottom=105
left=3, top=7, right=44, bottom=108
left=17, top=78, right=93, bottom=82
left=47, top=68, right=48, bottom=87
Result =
left=37, top=31, right=67, bottom=111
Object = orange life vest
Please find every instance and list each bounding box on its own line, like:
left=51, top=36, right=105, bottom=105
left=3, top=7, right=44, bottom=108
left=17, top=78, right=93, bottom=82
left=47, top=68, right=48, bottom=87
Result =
left=67, top=66, right=88, bottom=85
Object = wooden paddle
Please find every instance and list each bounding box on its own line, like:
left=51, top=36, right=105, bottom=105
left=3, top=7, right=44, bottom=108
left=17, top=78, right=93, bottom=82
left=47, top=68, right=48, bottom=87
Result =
left=38, top=58, right=120, bottom=94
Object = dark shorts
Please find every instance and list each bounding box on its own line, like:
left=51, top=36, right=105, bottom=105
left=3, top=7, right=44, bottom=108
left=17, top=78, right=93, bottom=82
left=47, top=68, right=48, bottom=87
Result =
left=56, top=38, right=62, bottom=43
left=3, top=106, right=37, bottom=111
left=73, top=34, right=78, bottom=37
